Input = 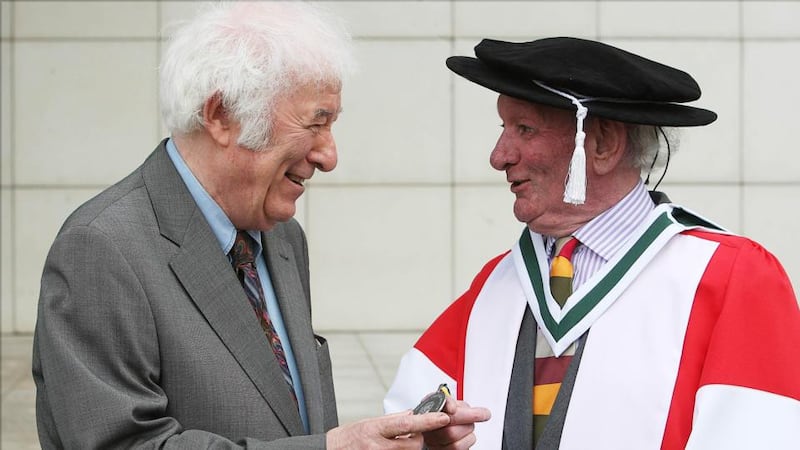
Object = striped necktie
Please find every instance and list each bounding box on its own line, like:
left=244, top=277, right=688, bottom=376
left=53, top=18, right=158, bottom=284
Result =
left=533, top=236, right=580, bottom=445
left=230, top=231, right=295, bottom=399
left=549, top=236, right=580, bottom=307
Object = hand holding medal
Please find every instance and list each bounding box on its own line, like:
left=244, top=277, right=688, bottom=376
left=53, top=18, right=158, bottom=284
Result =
left=413, top=384, right=491, bottom=449
left=413, top=384, right=452, bottom=415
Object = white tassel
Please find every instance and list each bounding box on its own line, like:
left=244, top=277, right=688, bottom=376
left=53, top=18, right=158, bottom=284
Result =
left=533, top=81, right=591, bottom=205
left=564, top=128, right=586, bottom=204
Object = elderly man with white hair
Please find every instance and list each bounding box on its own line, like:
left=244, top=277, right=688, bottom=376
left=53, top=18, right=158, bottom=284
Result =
left=32, top=3, right=488, bottom=449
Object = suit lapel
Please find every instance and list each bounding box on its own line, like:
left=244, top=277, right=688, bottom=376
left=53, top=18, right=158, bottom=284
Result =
left=503, top=308, right=535, bottom=450
left=537, top=332, right=587, bottom=449
left=262, top=230, right=325, bottom=433
left=142, top=143, right=304, bottom=435
left=503, top=306, right=587, bottom=450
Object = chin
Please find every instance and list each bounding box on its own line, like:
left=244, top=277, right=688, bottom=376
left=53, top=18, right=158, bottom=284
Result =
left=265, top=207, right=297, bottom=226
left=512, top=204, right=533, bottom=225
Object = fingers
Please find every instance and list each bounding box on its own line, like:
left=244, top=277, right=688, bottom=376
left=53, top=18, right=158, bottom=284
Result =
left=442, top=397, right=492, bottom=425
left=421, top=398, right=492, bottom=449
left=375, top=398, right=490, bottom=449
left=379, top=410, right=451, bottom=438
left=424, top=429, right=477, bottom=450
left=327, top=418, right=427, bottom=450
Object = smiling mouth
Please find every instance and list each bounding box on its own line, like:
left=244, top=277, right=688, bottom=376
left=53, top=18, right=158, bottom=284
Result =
left=286, top=174, right=306, bottom=186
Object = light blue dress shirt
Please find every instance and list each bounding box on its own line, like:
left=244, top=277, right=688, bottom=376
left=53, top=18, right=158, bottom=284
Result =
left=166, top=138, right=309, bottom=433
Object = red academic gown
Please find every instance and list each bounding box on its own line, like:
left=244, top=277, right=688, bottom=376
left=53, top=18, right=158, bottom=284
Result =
left=385, top=205, right=800, bottom=449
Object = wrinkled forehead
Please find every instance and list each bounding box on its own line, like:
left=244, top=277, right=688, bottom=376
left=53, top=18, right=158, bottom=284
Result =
left=279, top=80, right=342, bottom=102
left=497, top=94, right=575, bottom=127
left=270, top=82, right=343, bottom=121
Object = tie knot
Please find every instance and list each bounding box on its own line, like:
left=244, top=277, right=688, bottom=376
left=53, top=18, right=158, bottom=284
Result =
left=230, top=231, right=256, bottom=267
left=554, top=236, right=580, bottom=261
left=550, top=236, right=580, bottom=308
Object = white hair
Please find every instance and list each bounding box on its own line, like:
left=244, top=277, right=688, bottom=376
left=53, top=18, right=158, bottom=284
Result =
left=159, top=1, right=355, bottom=150
left=626, top=124, right=680, bottom=172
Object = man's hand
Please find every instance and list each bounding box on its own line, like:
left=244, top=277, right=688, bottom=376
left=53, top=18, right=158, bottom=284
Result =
left=422, top=396, right=492, bottom=450
left=326, top=410, right=451, bottom=449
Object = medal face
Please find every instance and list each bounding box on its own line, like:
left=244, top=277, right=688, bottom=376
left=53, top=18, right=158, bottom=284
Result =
left=413, top=390, right=447, bottom=415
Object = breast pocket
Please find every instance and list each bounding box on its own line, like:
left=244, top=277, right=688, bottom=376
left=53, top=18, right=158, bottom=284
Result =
left=314, top=334, right=339, bottom=430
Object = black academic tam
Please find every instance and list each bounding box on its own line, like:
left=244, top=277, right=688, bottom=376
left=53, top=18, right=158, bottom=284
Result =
left=446, top=36, right=717, bottom=127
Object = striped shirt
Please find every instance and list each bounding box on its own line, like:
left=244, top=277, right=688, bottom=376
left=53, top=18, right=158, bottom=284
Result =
left=544, top=180, right=656, bottom=289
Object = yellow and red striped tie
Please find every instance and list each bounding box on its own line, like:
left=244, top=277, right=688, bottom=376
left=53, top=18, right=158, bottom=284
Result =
left=549, top=236, right=580, bottom=307
left=533, top=236, right=580, bottom=445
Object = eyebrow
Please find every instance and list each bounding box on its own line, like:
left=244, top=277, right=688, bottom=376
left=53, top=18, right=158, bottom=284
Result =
left=314, top=107, right=343, bottom=120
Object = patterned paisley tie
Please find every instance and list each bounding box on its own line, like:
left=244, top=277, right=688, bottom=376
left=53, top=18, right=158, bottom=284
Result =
left=533, top=236, right=580, bottom=445
left=230, top=231, right=295, bottom=399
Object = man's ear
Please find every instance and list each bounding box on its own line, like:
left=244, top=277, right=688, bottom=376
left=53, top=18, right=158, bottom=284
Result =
left=202, top=92, right=233, bottom=147
left=589, top=119, right=628, bottom=176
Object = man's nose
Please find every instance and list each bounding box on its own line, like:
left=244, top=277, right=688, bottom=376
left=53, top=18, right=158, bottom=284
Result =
left=309, top=131, right=338, bottom=172
left=490, top=133, right=516, bottom=171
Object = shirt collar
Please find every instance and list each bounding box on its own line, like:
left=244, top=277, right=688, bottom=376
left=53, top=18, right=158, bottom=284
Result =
left=165, top=138, right=263, bottom=257
left=546, top=180, right=655, bottom=261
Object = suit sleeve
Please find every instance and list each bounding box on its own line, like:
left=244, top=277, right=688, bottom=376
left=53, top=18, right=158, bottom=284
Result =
left=32, top=224, right=327, bottom=449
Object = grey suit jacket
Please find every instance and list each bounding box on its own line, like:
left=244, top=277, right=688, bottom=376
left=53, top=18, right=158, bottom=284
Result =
left=32, top=141, right=338, bottom=449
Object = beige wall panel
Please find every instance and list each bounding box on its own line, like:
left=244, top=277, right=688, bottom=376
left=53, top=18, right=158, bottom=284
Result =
left=599, top=1, right=738, bottom=38
left=451, top=39, right=503, bottom=183
left=307, top=186, right=451, bottom=330
left=454, top=1, right=597, bottom=39
left=453, top=185, right=523, bottom=295
left=14, top=1, right=157, bottom=38
left=314, top=1, right=450, bottom=38
left=1, top=188, right=12, bottom=332
left=160, top=1, right=212, bottom=34
left=743, top=41, right=800, bottom=183
left=325, top=333, right=385, bottom=424
left=452, top=78, right=500, bottom=183
left=328, top=40, right=452, bottom=184
left=164, top=1, right=452, bottom=39
left=359, top=332, right=420, bottom=387
left=743, top=1, right=800, bottom=38
left=1, top=40, right=10, bottom=187
left=1, top=0, right=10, bottom=39
left=604, top=39, right=740, bottom=183
left=14, top=41, right=159, bottom=186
